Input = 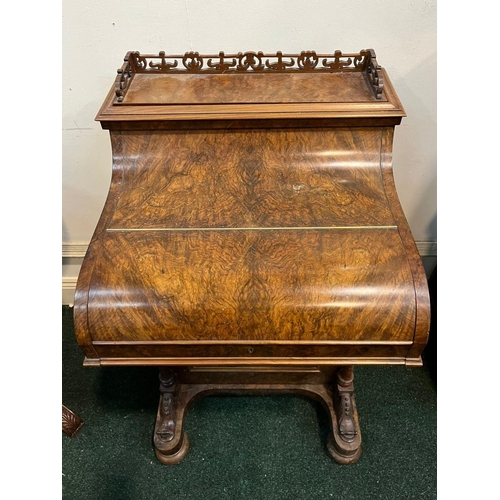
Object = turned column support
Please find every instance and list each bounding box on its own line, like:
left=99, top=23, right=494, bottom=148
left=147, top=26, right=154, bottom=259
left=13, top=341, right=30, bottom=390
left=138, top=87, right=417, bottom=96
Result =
left=155, top=368, right=176, bottom=443
left=153, top=367, right=190, bottom=464
left=335, top=366, right=357, bottom=443
left=327, top=365, right=362, bottom=464
left=337, top=366, right=354, bottom=387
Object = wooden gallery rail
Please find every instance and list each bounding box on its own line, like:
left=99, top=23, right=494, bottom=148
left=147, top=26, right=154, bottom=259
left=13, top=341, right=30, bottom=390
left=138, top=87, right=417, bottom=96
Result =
left=74, top=49, right=430, bottom=464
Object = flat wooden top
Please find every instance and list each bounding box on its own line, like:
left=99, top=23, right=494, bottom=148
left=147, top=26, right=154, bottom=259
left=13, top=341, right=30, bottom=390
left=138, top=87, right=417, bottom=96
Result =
left=123, top=72, right=384, bottom=105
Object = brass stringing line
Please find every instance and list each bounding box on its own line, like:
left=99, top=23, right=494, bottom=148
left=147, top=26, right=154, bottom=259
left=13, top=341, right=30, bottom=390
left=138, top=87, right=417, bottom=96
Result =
left=107, top=225, right=398, bottom=232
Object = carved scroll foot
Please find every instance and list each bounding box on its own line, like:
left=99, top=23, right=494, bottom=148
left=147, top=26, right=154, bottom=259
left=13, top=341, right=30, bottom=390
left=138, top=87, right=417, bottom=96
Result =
left=153, top=368, right=190, bottom=465
left=327, top=366, right=362, bottom=464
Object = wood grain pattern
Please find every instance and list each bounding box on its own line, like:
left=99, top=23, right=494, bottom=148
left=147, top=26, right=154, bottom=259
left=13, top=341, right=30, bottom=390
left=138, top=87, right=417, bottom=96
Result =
left=87, top=229, right=415, bottom=342
left=108, top=128, right=394, bottom=229
left=74, top=125, right=428, bottom=362
left=124, top=72, right=382, bottom=105
left=74, top=133, right=126, bottom=358
left=378, top=128, right=430, bottom=361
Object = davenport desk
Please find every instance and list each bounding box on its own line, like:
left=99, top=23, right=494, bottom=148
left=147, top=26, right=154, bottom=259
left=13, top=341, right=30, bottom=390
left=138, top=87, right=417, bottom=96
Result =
left=74, top=49, right=430, bottom=465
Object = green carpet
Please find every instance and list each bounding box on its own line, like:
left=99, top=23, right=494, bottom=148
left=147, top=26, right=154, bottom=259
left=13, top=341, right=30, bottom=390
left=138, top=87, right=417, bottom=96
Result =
left=62, top=306, right=436, bottom=499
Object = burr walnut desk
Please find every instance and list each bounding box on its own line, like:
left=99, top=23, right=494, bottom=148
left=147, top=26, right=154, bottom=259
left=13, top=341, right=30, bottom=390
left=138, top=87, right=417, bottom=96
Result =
left=74, top=49, right=430, bottom=465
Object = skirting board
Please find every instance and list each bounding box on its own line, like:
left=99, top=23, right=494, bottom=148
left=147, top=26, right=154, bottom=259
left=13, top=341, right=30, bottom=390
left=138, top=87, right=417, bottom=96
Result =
left=62, top=277, right=79, bottom=307
left=62, top=242, right=437, bottom=305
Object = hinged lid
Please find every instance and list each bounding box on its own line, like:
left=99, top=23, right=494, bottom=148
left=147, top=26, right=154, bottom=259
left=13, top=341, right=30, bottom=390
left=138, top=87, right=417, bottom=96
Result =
left=96, top=49, right=405, bottom=122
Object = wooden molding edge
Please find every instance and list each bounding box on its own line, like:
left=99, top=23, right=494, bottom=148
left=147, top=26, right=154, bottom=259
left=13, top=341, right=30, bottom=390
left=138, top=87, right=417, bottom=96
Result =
left=405, top=357, right=423, bottom=367
left=87, top=356, right=407, bottom=367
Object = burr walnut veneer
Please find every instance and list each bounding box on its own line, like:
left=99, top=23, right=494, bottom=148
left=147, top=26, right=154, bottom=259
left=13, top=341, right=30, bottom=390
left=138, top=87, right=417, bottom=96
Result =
left=74, top=50, right=430, bottom=464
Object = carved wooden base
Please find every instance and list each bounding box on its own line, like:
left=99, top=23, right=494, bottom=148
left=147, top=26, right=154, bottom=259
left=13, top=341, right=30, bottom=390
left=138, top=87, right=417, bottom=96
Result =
left=153, top=366, right=362, bottom=465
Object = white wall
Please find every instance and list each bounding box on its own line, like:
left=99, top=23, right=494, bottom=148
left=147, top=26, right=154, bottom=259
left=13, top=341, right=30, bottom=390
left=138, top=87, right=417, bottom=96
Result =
left=62, top=0, right=437, bottom=303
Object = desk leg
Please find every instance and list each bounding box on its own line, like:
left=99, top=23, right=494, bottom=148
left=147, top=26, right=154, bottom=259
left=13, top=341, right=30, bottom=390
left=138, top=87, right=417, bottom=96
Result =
left=327, top=366, right=362, bottom=464
left=153, top=368, right=190, bottom=465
